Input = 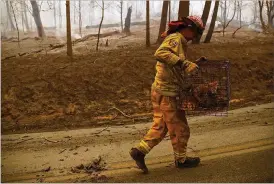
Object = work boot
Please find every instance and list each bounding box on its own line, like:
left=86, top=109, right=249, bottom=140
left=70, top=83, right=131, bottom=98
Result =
left=129, top=148, right=148, bottom=174
left=175, top=157, right=200, bottom=168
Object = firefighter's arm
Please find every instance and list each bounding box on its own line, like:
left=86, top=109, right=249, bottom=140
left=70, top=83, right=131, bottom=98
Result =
left=154, top=36, right=183, bottom=66
left=154, top=35, right=198, bottom=74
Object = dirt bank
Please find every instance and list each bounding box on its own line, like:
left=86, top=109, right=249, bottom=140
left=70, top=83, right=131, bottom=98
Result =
left=1, top=28, right=274, bottom=134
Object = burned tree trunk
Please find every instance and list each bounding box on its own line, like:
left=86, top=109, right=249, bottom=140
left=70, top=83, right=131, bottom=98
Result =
left=123, top=6, right=132, bottom=34
left=120, top=0, right=123, bottom=32
left=78, top=0, right=82, bottom=37
left=73, top=0, right=76, bottom=24
left=10, top=2, right=20, bottom=47
left=59, top=0, right=62, bottom=28
left=66, top=0, right=72, bottom=57
left=178, top=1, right=189, bottom=19
left=30, top=0, right=45, bottom=38
left=232, top=0, right=243, bottom=38
left=23, top=2, right=30, bottom=31
left=96, top=0, right=104, bottom=51
left=21, top=3, right=25, bottom=33
left=146, top=1, right=150, bottom=47
left=266, top=1, right=274, bottom=28
left=259, top=1, right=266, bottom=30
left=193, top=0, right=212, bottom=44
left=53, top=0, right=57, bottom=28
left=204, top=0, right=219, bottom=43
left=157, top=1, right=169, bottom=43
left=221, top=0, right=237, bottom=37
left=5, top=0, right=15, bottom=30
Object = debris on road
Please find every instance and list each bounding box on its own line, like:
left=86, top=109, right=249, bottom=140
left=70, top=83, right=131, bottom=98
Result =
left=41, top=166, right=51, bottom=172
left=43, top=137, right=59, bottom=143
left=71, top=156, right=107, bottom=174
left=69, top=145, right=80, bottom=151
left=59, top=149, right=67, bottom=154
left=16, top=138, right=34, bottom=144
left=94, top=126, right=109, bottom=135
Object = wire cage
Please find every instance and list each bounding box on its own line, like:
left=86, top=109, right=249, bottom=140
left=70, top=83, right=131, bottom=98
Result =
left=179, top=60, right=230, bottom=116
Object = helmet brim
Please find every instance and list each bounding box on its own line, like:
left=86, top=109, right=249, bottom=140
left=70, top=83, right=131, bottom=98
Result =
left=182, top=17, right=204, bottom=35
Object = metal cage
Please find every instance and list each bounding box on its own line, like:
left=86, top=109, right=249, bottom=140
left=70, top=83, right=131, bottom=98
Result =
left=179, top=60, right=230, bottom=116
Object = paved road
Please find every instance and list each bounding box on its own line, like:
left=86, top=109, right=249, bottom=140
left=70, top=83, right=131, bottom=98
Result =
left=108, top=148, right=274, bottom=183
left=2, top=103, right=274, bottom=182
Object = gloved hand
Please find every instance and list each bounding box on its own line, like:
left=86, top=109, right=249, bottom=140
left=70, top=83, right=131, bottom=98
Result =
left=182, top=60, right=199, bottom=75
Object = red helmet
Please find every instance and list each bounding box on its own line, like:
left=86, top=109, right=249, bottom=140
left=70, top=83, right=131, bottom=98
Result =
left=163, top=15, right=204, bottom=38
left=185, top=15, right=205, bottom=34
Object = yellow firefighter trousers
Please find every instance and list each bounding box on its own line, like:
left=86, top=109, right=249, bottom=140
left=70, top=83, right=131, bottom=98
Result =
left=136, top=89, right=190, bottom=162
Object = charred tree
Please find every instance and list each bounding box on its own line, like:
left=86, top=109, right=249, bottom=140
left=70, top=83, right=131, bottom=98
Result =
left=178, top=1, right=189, bottom=19
left=252, top=0, right=258, bottom=23
left=10, top=2, right=20, bottom=47
left=23, top=1, right=30, bottom=31
left=146, top=1, right=150, bottom=47
left=96, top=0, right=104, bottom=51
left=123, top=6, right=132, bottom=34
left=220, top=0, right=237, bottom=37
left=115, top=1, right=123, bottom=32
left=232, top=0, right=243, bottom=38
left=120, top=1, right=123, bottom=32
left=5, top=0, right=15, bottom=30
left=59, top=0, right=62, bottom=28
left=53, top=0, right=57, bottom=28
left=258, top=1, right=265, bottom=30
left=21, top=2, right=25, bottom=32
left=157, top=1, right=169, bottom=43
left=193, top=0, right=212, bottom=44
left=66, top=0, right=72, bottom=57
left=204, top=0, right=219, bottom=43
left=266, top=1, right=274, bottom=28
left=73, top=1, right=76, bottom=24
left=78, top=0, right=82, bottom=37
left=30, top=0, right=46, bottom=38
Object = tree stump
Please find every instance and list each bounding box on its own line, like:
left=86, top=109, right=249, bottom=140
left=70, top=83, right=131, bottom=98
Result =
left=123, top=6, right=132, bottom=34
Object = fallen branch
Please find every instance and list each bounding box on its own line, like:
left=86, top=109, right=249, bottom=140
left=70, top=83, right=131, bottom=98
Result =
left=2, top=55, right=16, bottom=60
left=49, top=43, right=65, bottom=50
left=95, top=126, right=109, bottom=135
left=59, top=148, right=67, bottom=154
left=105, top=107, right=132, bottom=118
left=213, top=30, right=223, bottom=33
left=16, top=138, right=34, bottom=144
left=86, top=21, right=146, bottom=29
left=73, top=31, right=119, bottom=44
left=44, top=137, right=59, bottom=143
left=19, top=52, right=27, bottom=56
left=33, top=49, right=43, bottom=53
left=46, top=31, right=120, bottom=51
left=21, top=37, right=31, bottom=41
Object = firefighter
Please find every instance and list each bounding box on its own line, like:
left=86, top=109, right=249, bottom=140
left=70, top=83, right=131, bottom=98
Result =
left=129, top=16, right=205, bottom=173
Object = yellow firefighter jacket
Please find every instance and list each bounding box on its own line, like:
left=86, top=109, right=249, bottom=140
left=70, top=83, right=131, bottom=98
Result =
left=152, top=32, right=190, bottom=96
